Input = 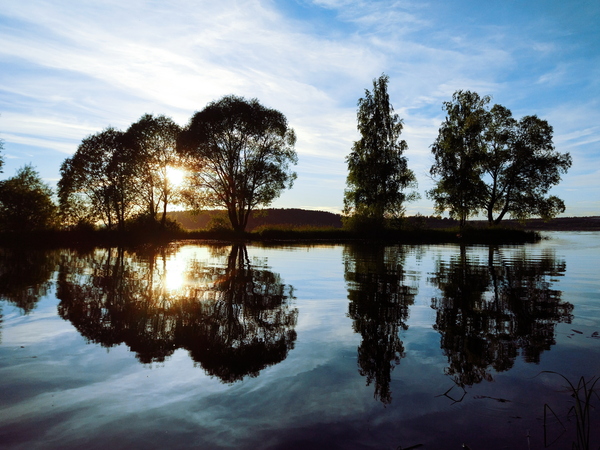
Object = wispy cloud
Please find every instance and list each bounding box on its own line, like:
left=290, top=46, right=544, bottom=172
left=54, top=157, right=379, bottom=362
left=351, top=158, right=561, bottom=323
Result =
left=0, top=0, right=598, bottom=213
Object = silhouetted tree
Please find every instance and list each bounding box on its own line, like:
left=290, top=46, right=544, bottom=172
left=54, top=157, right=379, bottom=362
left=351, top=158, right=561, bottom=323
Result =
left=428, top=91, right=571, bottom=226
left=344, top=74, right=418, bottom=230
left=125, top=114, right=182, bottom=227
left=0, top=165, right=58, bottom=232
left=481, top=107, right=571, bottom=223
left=428, top=91, right=489, bottom=227
left=59, top=128, right=139, bottom=229
left=178, top=95, right=297, bottom=233
left=344, top=244, right=418, bottom=403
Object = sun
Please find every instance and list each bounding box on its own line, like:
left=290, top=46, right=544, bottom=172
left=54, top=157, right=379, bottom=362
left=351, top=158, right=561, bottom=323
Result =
left=166, top=166, right=187, bottom=187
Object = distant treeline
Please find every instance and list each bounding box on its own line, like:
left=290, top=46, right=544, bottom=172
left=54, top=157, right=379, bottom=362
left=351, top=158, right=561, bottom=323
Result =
left=168, top=208, right=343, bottom=231
left=169, top=209, right=600, bottom=232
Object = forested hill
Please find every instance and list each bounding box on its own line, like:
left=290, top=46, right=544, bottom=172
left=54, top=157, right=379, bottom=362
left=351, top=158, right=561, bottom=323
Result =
left=168, top=208, right=343, bottom=231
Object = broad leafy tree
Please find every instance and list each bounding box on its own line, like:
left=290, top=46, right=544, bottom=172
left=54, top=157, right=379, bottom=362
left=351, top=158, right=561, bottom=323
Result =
left=125, top=114, right=182, bottom=226
left=0, top=165, right=58, bottom=232
left=481, top=107, right=572, bottom=223
left=429, top=90, right=571, bottom=225
left=178, top=95, right=297, bottom=233
left=428, top=91, right=489, bottom=227
left=344, top=74, right=418, bottom=230
left=59, top=127, right=139, bottom=230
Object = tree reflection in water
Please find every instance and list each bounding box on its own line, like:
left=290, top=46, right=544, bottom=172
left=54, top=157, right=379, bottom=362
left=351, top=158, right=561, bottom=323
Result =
left=0, top=248, right=59, bottom=343
left=430, top=246, right=573, bottom=388
left=56, top=244, right=297, bottom=383
left=344, top=244, right=419, bottom=404
left=0, top=248, right=58, bottom=313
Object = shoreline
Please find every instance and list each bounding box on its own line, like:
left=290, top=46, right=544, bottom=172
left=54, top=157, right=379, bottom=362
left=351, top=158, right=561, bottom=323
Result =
left=0, top=227, right=543, bottom=249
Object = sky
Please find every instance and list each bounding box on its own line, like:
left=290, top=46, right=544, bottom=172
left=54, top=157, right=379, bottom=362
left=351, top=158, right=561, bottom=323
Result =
left=0, top=0, right=598, bottom=217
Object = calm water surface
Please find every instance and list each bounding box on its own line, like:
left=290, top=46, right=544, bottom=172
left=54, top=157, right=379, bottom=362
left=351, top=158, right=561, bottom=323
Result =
left=1, top=232, right=599, bottom=449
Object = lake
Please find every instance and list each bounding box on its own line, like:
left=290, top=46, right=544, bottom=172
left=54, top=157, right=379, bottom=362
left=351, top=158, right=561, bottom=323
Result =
left=1, top=232, right=599, bottom=449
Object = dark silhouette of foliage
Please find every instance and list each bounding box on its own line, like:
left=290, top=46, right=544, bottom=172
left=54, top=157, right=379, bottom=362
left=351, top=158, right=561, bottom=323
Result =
left=0, top=247, right=58, bottom=313
left=0, top=165, right=58, bottom=232
left=429, top=245, right=572, bottom=387
left=481, top=107, right=572, bottom=223
left=428, top=91, right=490, bottom=227
left=178, top=95, right=297, bottom=233
left=0, top=130, right=4, bottom=173
left=178, top=245, right=297, bottom=382
left=59, top=128, right=139, bottom=230
left=124, top=114, right=182, bottom=227
left=344, top=74, right=418, bottom=231
left=344, top=244, right=419, bottom=403
left=428, top=90, right=572, bottom=226
left=56, top=244, right=297, bottom=382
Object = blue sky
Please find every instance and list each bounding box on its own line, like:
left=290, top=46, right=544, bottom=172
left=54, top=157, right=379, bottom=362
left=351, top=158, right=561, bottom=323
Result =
left=0, top=0, right=598, bottom=216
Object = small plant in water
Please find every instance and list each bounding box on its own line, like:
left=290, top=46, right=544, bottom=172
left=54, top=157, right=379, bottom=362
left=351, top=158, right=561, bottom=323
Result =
left=542, top=371, right=600, bottom=449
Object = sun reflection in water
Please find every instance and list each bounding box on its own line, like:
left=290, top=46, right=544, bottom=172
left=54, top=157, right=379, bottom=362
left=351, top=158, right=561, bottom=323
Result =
left=158, top=246, right=216, bottom=298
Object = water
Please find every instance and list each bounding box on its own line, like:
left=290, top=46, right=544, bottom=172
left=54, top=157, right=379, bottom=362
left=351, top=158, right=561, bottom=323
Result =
left=1, top=232, right=599, bottom=449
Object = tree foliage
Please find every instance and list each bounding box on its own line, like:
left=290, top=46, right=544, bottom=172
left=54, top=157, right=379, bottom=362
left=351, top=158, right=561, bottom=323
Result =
left=428, top=90, right=572, bottom=225
left=178, top=95, right=297, bottom=233
left=482, top=108, right=572, bottom=223
left=125, top=114, right=182, bottom=226
left=344, top=74, right=418, bottom=230
left=0, top=131, right=4, bottom=174
left=428, top=91, right=490, bottom=226
left=0, top=165, right=58, bottom=232
left=58, top=127, right=138, bottom=230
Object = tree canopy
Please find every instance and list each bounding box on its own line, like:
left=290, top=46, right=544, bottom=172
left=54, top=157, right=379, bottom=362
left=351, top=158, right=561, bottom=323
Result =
left=0, top=165, right=58, bottom=232
left=428, top=91, right=490, bottom=227
left=58, top=127, right=138, bottom=230
left=125, top=114, right=182, bottom=226
left=344, top=74, right=418, bottom=230
left=177, top=95, right=297, bottom=233
left=0, top=132, right=4, bottom=174
left=428, top=90, right=571, bottom=225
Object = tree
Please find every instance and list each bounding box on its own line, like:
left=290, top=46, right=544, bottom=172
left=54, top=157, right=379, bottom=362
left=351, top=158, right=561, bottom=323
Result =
left=428, top=90, right=572, bottom=226
left=344, top=74, right=418, bottom=230
left=125, top=114, right=182, bottom=227
left=481, top=108, right=572, bottom=223
left=59, top=127, right=139, bottom=230
left=0, top=131, right=4, bottom=174
left=0, top=165, right=58, bottom=232
left=177, top=95, right=297, bottom=233
left=428, top=90, right=490, bottom=227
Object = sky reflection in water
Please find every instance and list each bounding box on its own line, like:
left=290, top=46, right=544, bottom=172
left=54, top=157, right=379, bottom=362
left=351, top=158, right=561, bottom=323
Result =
left=0, top=232, right=599, bottom=449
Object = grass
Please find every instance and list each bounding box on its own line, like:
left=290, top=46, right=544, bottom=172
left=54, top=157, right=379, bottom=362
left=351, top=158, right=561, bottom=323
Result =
left=542, top=371, right=600, bottom=450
